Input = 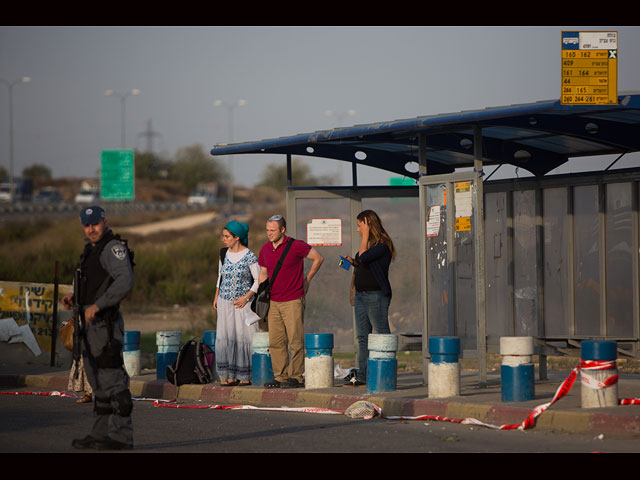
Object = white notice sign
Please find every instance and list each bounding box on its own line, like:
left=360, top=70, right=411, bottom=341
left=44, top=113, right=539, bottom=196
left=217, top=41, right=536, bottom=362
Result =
left=307, top=218, right=342, bottom=246
left=427, top=205, right=441, bottom=238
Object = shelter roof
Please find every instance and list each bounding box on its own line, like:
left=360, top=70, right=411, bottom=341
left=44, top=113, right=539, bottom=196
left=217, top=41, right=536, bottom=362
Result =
left=210, top=93, right=640, bottom=178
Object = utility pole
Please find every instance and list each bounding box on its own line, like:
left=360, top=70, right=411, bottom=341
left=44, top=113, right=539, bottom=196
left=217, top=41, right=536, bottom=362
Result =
left=137, top=119, right=162, bottom=153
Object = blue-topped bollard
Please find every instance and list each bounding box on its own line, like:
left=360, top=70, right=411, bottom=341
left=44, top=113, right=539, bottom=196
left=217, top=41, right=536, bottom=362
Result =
left=251, top=332, right=274, bottom=386
left=123, top=330, right=141, bottom=377
left=304, top=333, right=334, bottom=389
left=366, top=333, right=398, bottom=394
left=203, top=330, right=219, bottom=382
left=156, top=331, right=181, bottom=380
left=500, top=336, right=535, bottom=402
left=581, top=340, right=618, bottom=408
left=428, top=336, right=460, bottom=398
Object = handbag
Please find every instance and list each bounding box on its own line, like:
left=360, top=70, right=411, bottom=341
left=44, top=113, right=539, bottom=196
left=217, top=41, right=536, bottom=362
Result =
left=251, top=238, right=295, bottom=321
left=60, top=318, right=75, bottom=351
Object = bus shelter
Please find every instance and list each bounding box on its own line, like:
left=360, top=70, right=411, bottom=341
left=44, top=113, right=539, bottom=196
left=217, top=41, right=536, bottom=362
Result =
left=211, top=93, right=640, bottom=385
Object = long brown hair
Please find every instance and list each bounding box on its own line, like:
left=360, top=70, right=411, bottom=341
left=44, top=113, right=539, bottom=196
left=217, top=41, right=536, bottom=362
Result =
left=357, top=209, right=396, bottom=261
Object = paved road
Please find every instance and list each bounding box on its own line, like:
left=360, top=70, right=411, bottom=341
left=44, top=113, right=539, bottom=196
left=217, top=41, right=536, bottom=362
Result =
left=119, top=211, right=219, bottom=236
left=1, top=387, right=638, bottom=453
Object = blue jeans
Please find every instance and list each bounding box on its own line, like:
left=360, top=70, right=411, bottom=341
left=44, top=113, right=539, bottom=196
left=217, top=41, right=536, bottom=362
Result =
left=354, top=290, right=391, bottom=382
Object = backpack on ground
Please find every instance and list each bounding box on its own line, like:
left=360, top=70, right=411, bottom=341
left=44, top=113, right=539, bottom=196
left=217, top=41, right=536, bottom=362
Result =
left=165, top=339, right=214, bottom=387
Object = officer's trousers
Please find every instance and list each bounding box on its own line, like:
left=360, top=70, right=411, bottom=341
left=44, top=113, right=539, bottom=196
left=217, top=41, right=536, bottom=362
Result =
left=82, top=312, right=133, bottom=446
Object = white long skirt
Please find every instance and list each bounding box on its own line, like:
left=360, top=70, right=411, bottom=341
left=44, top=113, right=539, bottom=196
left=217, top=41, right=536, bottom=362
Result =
left=215, top=298, right=260, bottom=381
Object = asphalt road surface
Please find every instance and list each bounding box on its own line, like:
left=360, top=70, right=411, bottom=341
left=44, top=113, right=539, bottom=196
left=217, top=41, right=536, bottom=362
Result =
left=1, top=387, right=639, bottom=454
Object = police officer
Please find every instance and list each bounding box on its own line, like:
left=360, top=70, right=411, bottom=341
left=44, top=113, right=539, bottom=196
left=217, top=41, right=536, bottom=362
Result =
left=62, top=205, right=135, bottom=450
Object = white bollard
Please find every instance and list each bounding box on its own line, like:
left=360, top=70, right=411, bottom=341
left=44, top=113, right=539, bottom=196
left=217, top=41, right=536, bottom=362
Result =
left=428, top=337, right=461, bottom=398
left=366, top=334, right=398, bottom=394
left=251, top=332, right=274, bottom=386
left=304, top=333, right=334, bottom=389
left=123, top=330, right=141, bottom=377
left=500, top=336, right=535, bottom=402
left=580, top=340, right=618, bottom=409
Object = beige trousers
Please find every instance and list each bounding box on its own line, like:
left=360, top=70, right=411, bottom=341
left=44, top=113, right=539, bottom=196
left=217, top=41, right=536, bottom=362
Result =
left=267, top=298, right=305, bottom=382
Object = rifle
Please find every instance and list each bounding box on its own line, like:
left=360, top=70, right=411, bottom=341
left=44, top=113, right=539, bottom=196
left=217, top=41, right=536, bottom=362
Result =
left=72, top=266, right=82, bottom=380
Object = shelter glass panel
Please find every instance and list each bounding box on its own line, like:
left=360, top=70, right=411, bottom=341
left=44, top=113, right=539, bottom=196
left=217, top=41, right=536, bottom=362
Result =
left=573, top=185, right=601, bottom=336
left=362, top=197, right=422, bottom=335
left=294, top=197, right=353, bottom=347
left=605, top=182, right=634, bottom=338
left=543, top=187, right=571, bottom=337
left=485, top=191, right=512, bottom=343
left=513, top=190, right=540, bottom=337
left=454, top=180, right=477, bottom=351
left=425, top=184, right=451, bottom=336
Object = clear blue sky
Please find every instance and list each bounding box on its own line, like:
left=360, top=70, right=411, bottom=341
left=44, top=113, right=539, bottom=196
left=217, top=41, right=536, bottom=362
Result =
left=1, top=26, right=639, bottom=188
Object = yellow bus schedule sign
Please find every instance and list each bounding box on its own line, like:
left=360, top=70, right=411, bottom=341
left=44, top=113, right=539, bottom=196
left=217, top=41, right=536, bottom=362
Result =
left=561, top=31, right=617, bottom=105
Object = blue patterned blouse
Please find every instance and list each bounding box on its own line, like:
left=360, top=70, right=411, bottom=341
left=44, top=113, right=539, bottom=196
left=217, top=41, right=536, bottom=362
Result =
left=218, top=249, right=259, bottom=302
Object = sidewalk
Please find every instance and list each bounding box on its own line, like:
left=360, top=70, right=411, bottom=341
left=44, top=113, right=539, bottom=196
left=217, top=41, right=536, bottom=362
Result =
left=2, top=363, right=640, bottom=437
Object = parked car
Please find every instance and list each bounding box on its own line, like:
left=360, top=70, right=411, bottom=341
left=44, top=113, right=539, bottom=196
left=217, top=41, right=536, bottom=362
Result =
left=0, top=179, right=33, bottom=202
left=34, top=187, right=62, bottom=203
left=187, top=191, right=216, bottom=205
left=75, top=189, right=99, bottom=203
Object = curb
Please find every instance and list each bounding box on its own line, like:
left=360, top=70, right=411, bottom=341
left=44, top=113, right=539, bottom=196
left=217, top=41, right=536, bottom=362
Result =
left=3, top=372, right=640, bottom=437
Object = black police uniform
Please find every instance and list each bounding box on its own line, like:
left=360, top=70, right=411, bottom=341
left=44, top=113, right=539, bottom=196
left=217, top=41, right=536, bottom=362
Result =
left=72, top=208, right=135, bottom=450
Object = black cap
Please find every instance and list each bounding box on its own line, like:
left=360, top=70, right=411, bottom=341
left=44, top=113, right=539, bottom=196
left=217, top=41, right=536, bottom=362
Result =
left=79, top=206, right=105, bottom=225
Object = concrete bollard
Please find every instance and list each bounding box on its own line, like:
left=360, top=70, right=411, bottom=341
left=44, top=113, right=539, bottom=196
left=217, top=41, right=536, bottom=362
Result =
left=304, top=333, right=334, bottom=389
left=251, top=332, right=274, bottom=386
left=156, top=331, right=182, bottom=380
left=580, top=340, right=618, bottom=409
left=203, top=330, right=219, bottom=381
left=500, top=336, right=535, bottom=402
left=123, top=330, right=141, bottom=377
left=428, top=336, right=460, bottom=398
left=366, top=333, right=398, bottom=394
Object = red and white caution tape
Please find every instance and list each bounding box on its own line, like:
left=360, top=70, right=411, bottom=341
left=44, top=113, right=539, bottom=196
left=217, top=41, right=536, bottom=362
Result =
left=2, top=360, right=639, bottom=429
left=385, top=360, right=639, bottom=430
left=0, top=390, right=79, bottom=399
left=580, top=360, right=619, bottom=390
left=133, top=396, right=344, bottom=414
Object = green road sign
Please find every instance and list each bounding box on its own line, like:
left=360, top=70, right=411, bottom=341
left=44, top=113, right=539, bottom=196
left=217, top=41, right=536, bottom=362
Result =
left=101, top=150, right=135, bottom=200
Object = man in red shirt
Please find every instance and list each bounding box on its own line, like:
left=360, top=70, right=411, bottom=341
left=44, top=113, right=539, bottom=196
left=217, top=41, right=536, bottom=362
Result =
left=258, top=215, right=324, bottom=388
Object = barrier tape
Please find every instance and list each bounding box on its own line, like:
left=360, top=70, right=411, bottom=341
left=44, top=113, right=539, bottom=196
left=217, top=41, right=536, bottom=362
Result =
left=1, top=360, right=638, bottom=430
left=580, top=359, right=619, bottom=390
left=385, top=360, right=637, bottom=430
left=0, top=390, right=78, bottom=398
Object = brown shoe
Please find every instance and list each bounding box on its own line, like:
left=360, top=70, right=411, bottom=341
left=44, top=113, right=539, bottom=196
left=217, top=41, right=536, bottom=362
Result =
left=76, top=393, right=92, bottom=404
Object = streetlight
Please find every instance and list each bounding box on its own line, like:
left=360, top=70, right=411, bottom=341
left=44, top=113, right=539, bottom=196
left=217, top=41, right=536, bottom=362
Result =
left=105, top=89, right=141, bottom=148
left=214, top=99, right=246, bottom=210
left=324, top=109, right=356, bottom=127
left=0, top=76, right=31, bottom=201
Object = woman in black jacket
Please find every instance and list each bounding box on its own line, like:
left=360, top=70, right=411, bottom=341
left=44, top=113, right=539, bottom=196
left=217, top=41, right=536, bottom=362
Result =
left=344, top=210, right=395, bottom=386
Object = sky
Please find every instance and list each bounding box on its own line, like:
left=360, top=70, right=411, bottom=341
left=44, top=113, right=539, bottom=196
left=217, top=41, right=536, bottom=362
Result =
left=1, top=26, right=639, bottom=189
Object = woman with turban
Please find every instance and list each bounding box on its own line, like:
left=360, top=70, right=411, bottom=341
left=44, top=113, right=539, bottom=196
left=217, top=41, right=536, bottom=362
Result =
left=213, top=220, right=261, bottom=386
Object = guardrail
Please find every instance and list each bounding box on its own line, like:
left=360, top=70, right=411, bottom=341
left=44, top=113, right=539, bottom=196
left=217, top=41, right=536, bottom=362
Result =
left=0, top=201, right=212, bottom=218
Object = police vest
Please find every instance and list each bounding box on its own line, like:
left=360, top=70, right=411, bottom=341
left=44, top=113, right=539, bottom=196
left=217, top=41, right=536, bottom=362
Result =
left=77, top=230, right=134, bottom=306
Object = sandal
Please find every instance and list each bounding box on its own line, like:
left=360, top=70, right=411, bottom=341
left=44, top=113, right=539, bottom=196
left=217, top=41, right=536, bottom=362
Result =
left=220, top=380, right=239, bottom=386
left=76, top=393, right=92, bottom=403
left=264, top=380, right=281, bottom=388
left=238, top=381, right=251, bottom=386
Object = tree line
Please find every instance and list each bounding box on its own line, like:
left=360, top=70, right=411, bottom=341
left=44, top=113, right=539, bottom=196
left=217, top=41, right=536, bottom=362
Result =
left=0, top=143, right=336, bottom=193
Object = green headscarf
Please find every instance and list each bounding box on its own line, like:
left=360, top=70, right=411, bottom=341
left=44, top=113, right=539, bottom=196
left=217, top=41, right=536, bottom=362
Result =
left=225, top=220, right=249, bottom=247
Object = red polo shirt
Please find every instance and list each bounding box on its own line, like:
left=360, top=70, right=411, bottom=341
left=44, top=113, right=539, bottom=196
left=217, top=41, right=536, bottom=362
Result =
left=258, top=236, right=311, bottom=302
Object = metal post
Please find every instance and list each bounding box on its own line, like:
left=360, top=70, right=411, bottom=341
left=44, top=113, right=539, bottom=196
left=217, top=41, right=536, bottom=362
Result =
left=418, top=133, right=429, bottom=383
left=50, top=261, right=59, bottom=367
left=473, top=126, right=487, bottom=387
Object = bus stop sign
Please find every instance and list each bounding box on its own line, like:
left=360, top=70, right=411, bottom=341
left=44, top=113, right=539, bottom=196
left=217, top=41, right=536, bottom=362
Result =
left=561, top=31, right=618, bottom=105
